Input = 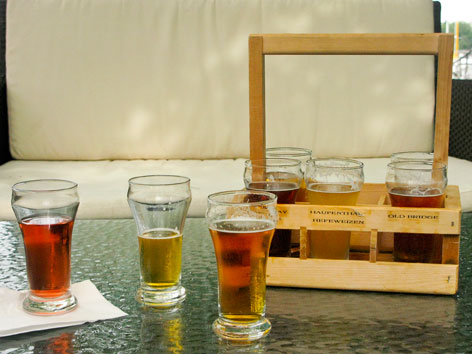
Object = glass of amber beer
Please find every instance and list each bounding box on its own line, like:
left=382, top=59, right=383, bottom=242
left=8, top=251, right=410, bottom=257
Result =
left=11, top=179, right=79, bottom=315
left=244, top=158, right=302, bottom=257
left=305, top=158, right=364, bottom=260
left=206, top=190, right=278, bottom=341
left=128, top=175, right=191, bottom=307
left=386, top=161, right=447, bottom=263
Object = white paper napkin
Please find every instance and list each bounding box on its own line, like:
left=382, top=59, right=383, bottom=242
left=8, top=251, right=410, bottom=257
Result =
left=0, top=280, right=127, bottom=337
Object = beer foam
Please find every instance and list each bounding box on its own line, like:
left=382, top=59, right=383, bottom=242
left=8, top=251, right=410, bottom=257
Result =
left=22, top=215, right=71, bottom=225
left=210, top=218, right=276, bottom=233
left=390, top=187, right=443, bottom=197
left=307, top=182, right=360, bottom=193
left=139, top=228, right=181, bottom=239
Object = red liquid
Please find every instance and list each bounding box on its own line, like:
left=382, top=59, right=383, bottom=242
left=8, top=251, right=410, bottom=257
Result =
left=20, top=216, right=74, bottom=298
left=247, top=182, right=298, bottom=257
left=389, top=187, right=444, bottom=263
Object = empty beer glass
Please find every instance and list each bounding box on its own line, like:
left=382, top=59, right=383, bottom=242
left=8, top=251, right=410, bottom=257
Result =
left=128, top=175, right=191, bottom=307
left=305, top=159, right=364, bottom=259
left=244, top=158, right=302, bottom=257
left=12, top=179, right=79, bottom=315
left=386, top=161, right=447, bottom=263
left=206, top=190, right=278, bottom=341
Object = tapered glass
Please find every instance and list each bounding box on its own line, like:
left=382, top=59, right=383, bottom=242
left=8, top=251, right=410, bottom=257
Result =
left=206, top=190, right=278, bottom=341
left=128, top=175, right=191, bottom=307
left=12, top=179, right=79, bottom=315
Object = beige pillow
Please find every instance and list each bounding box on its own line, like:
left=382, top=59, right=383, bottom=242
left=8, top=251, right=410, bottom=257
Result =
left=7, top=0, right=434, bottom=160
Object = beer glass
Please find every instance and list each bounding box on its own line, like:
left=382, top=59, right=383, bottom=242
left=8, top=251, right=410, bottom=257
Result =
left=305, top=158, right=364, bottom=259
left=11, top=179, right=79, bottom=315
left=266, top=147, right=312, bottom=202
left=386, top=161, right=447, bottom=263
left=244, top=158, right=302, bottom=257
left=128, top=175, right=191, bottom=307
left=206, top=190, right=278, bottom=341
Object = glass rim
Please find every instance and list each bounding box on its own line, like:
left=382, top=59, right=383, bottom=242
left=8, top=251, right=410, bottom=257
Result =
left=387, top=161, right=447, bottom=171
left=390, top=151, right=434, bottom=160
left=128, top=174, right=190, bottom=186
left=207, top=190, right=277, bottom=206
left=244, top=158, right=302, bottom=168
left=306, top=158, right=364, bottom=170
left=266, top=147, right=312, bottom=158
left=12, top=179, right=78, bottom=193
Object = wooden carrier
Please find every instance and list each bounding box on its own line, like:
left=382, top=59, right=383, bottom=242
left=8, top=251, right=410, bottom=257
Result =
left=248, top=33, right=461, bottom=295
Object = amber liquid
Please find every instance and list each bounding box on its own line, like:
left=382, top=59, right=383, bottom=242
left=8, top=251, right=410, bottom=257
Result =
left=389, top=187, right=445, bottom=263
left=210, top=219, right=274, bottom=322
left=296, top=179, right=308, bottom=202
left=306, top=183, right=360, bottom=260
left=247, top=181, right=298, bottom=257
left=138, top=228, right=182, bottom=288
left=20, top=215, right=73, bottom=298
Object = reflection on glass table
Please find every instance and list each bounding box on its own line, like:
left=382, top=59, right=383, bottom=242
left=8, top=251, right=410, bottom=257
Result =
left=0, top=216, right=472, bottom=353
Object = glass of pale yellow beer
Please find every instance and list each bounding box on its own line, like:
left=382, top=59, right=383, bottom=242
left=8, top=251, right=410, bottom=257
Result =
left=128, top=175, right=191, bottom=308
left=266, top=147, right=312, bottom=202
left=206, top=190, right=278, bottom=341
left=305, top=159, right=364, bottom=260
left=244, top=158, right=302, bottom=257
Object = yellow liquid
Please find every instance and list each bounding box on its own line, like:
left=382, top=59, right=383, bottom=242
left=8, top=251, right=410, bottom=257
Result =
left=138, top=228, right=182, bottom=288
left=306, top=183, right=360, bottom=260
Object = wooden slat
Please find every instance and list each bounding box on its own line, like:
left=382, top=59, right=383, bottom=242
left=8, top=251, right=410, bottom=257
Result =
left=442, top=234, right=460, bottom=265
left=433, top=34, right=454, bottom=166
left=357, top=183, right=388, bottom=205
left=261, top=33, right=441, bottom=55
left=369, top=229, right=379, bottom=263
left=349, top=252, right=393, bottom=262
left=266, top=258, right=458, bottom=295
left=299, top=226, right=308, bottom=259
left=277, top=203, right=460, bottom=234
left=249, top=35, right=266, bottom=161
left=276, top=183, right=461, bottom=234
left=444, top=185, right=462, bottom=210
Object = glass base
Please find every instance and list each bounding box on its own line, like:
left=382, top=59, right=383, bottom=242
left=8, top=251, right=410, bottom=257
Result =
left=23, top=291, right=77, bottom=316
left=212, top=316, right=271, bottom=342
left=137, top=284, right=186, bottom=308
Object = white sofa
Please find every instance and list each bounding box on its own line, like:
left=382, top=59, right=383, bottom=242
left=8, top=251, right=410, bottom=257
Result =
left=0, top=0, right=471, bottom=219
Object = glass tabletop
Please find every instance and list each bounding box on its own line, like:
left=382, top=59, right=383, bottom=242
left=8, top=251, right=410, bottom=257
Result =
left=1, top=214, right=472, bottom=353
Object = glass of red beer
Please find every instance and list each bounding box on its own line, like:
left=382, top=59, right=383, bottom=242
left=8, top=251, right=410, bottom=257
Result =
left=11, top=179, right=79, bottom=315
left=244, top=158, right=302, bottom=257
left=266, top=147, right=312, bottom=202
left=206, top=190, right=278, bottom=341
left=386, top=161, right=447, bottom=263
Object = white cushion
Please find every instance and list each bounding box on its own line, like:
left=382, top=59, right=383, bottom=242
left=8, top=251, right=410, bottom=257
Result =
left=0, top=157, right=470, bottom=221
left=7, top=0, right=434, bottom=160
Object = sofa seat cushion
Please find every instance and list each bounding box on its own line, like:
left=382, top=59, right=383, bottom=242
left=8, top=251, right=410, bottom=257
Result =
left=0, top=157, right=470, bottom=220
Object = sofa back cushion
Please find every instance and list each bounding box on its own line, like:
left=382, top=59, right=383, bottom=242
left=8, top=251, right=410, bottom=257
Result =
left=7, top=0, right=435, bottom=160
